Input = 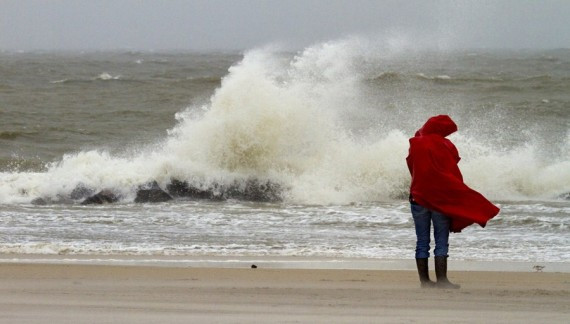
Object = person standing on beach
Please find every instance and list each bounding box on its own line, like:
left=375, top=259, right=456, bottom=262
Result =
left=406, top=115, right=500, bottom=289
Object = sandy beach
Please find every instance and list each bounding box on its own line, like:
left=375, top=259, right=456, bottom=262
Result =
left=0, top=263, right=568, bottom=323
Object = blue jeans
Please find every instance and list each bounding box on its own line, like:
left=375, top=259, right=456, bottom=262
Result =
left=411, top=203, right=450, bottom=258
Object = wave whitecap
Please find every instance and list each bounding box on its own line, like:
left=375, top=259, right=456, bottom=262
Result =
left=1, top=39, right=569, bottom=205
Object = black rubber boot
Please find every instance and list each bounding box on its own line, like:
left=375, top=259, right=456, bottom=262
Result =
left=415, top=258, right=436, bottom=288
left=434, top=256, right=460, bottom=289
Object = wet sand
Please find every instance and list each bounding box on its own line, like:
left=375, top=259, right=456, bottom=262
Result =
left=0, top=263, right=568, bottom=323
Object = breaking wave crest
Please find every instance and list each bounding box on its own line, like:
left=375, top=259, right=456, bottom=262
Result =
left=1, top=39, right=569, bottom=204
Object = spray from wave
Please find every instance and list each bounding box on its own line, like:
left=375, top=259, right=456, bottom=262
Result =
left=1, top=38, right=569, bottom=204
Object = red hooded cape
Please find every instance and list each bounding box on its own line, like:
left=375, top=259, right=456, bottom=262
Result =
left=406, top=115, right=499, bottom=232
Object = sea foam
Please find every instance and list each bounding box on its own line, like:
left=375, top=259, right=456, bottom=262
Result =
left=1, top=39, right=569, bottom=204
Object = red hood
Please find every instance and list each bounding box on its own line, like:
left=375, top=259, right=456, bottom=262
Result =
left=415, top=115, right=457, bottom=137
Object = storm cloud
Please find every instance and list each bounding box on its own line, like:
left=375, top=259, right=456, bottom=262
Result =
left=1, top=0, right=568, bottom=51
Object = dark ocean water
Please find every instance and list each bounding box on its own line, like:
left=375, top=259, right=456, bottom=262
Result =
left=0, top=52, right=239, bottom=165
left=0, top=43, right=568, bottom=262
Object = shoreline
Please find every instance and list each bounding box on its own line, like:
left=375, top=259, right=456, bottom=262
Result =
left=0, top=254, right=568, bottom=272
left=1, top=262, right=569, bottom=323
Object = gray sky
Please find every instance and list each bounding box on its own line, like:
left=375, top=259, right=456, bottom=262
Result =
left=1, top=0, right=569, bottom=51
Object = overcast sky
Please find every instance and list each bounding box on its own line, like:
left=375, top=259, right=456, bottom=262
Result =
left=1, top=0, right=568, bottom=51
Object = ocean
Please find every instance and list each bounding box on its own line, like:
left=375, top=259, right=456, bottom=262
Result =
left=1, top=40, right=569, bottom=266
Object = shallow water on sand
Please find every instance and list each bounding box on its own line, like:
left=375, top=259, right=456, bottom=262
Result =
left=1, top=200, right=568, bottom=263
